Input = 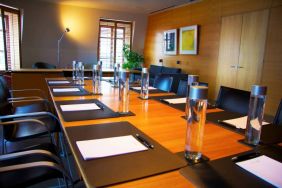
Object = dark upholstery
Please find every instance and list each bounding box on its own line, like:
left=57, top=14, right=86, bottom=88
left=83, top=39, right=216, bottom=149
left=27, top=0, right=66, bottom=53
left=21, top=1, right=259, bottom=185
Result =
left=177, top=79, right=187, bottom=97
left=0, top=76, right=59, bottom=153
left=216, top=86, right=251, bottom=115
left=161, top=66, right=181, bottom=74
left=149, top=65, right=163, bottom=76
left=0, top=151, right=70, bottom=187
left=32, top=62, right=56, bottom=69
left=176, top=79, right=209, bottom=97
left=153, top=75, right=173, bottom=92
left=273, top=99, right=282, bottom=126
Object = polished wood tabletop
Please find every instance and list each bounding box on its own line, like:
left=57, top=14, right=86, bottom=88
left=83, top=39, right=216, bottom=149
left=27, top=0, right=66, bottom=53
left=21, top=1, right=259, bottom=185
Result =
left=48, top=79, right=250, bottom=188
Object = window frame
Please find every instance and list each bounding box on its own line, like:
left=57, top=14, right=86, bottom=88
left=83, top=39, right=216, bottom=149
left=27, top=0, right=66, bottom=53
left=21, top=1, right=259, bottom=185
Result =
left=97, top=18, right=133, bottom=68
left=0, top=4, right=22, bottom=71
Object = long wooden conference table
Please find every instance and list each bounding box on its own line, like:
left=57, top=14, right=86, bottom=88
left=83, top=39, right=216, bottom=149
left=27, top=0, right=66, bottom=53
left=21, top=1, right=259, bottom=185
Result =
left=48, top=79, right=251, bottom=187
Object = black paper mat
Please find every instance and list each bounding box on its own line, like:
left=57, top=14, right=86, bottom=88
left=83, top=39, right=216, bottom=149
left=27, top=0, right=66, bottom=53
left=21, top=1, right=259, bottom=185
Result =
left=206, top=111, right=245, bottom=134
left=51, top=86, right=91, bottom=97
left=65, top=121, right=187, bottom=187
left=206, top=111, right=282, bottom=145
left=55, top=99, right=119, bottom=121
left=130, top=88, right=169, bottom=94
left=150, top=95, right=186, bottom=111
left=179, top=145, right=282, bottom=188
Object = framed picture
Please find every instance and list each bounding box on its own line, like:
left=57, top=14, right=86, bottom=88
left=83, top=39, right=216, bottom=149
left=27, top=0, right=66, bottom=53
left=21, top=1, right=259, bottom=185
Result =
left=163, top=29, right=177, bottom=55
left=179, top=25, right=198, bottom=55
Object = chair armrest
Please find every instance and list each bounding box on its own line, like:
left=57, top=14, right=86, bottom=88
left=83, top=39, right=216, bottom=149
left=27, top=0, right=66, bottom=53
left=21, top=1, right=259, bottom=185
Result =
left=0, top=119, right=51, bottom=135
left=0, top=161, right=72, bottom=183
left=8, top=96, right=43, bottom=101
left=0, top=149, right=61, bottom=165
left=10, top=89, right=48, bottom=99
left=0, top=111, right=61, bottom=130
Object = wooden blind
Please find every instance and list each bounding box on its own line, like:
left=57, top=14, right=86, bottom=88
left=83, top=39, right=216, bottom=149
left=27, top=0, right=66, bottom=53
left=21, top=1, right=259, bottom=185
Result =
left=0, top=4, right=21, bottom=71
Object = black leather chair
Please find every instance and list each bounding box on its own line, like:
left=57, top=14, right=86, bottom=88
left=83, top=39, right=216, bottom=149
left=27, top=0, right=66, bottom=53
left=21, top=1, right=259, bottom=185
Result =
left=153, top=75, right=173, bottom=92
left=0, top=77, right=60, bottom=153
left=215, top=86, right=251, bottom=115
left=0, top=149, right=72, bottom=187
left=0, top=75, right=50, bottom=114
left=273, top=99, right=282, bottom=126
left=32, top=62, right=56, bottom=69
left=176, top=79, right=209, bottom=97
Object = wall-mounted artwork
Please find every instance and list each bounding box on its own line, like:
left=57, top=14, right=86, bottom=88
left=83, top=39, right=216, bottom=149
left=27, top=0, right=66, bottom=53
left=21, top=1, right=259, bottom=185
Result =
left=179, top=25, right=198, bottom=55
left=164, top=29, right=177, bottom=55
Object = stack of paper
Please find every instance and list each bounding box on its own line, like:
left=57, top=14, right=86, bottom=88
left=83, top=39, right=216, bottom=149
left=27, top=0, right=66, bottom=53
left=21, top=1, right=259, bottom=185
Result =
left=53, top=88, right=80, bottom=93
left=60, top=103, right=101, bottom=112
left=222, top=116, right=269, bottom=129
left=163, top=98, right=186, bottom=104
left=49, top=81, right=70, bottom=84
left=236, top=155, right=282, bottom=187
left=131, top=86, right=157, bottom=90
left=76, top=135, right=148, bottom=160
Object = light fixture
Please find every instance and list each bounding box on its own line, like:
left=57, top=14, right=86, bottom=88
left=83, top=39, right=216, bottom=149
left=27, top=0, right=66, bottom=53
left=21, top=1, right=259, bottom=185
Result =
left=57, top=27, right=70, bottom=68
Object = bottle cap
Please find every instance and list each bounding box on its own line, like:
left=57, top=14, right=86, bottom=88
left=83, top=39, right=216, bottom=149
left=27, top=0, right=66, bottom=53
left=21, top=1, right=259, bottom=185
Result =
left=189, top=86, right=208, bottom=100
left=142, top=68, right=148, bottom=74
left=251, top=85, right=267, bottom=96
left=188, top=75, right=199, bottom=85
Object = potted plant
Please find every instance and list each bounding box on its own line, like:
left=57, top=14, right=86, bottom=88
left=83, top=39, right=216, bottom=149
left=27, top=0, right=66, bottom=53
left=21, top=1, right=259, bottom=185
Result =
left=122, top=44, right=144, bottom=70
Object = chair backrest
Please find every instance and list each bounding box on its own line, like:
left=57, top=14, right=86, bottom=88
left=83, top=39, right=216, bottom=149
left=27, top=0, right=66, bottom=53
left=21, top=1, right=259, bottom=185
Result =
left=32, top=62, right=56, bottom=69
left=176, top=80, right=209, bottom=97
left=273, top=99, right=282, bottom=126
left=176, top=79, right=187, bottom=96
left=0, top=75, right=13, bottom=115
left=153, top=75, right=173, bottom=92
left=149, top=65, right=163, bottom=76
left=216, top=86, right=250, bottom=115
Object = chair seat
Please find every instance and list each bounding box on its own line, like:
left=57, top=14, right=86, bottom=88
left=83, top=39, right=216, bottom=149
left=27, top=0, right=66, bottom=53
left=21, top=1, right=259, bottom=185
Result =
left=14, top=102, right=47, bottom=114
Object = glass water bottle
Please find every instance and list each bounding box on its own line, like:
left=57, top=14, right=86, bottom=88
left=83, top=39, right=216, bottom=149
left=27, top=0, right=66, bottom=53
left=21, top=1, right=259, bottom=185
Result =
left=118, top=69, right=130, bottom=114
left=245, top=85, right=267, bottom=145
left=140, top=68, right=149, bottom=100
left=185, top=86, right=208, bottom=162
left=92, top=64, right=101, bottom=94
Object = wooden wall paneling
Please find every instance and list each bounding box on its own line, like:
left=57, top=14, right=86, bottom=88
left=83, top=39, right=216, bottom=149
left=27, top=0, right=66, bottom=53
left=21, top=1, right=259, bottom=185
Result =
left=261, top=5, right=282, bottom=115
left=220, top=0, right=272, bottom=17
left=215, top=14, right=243, bottom=94
left=236, top=9, right=269, bottom=90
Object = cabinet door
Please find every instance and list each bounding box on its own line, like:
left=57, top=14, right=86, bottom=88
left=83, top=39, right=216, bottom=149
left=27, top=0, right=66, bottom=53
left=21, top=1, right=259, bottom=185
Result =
left=215, top=14, right=242, bottom=94
left=236, top=10, right=269, bottom=90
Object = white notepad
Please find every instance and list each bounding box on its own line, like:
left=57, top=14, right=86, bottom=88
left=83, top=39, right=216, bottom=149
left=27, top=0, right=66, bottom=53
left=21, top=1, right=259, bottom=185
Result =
left=76, top=135, right=148, bottom=160
left=236, top=155, right=282, bottom=187
left=53, top=88, right=80, bottom=93
left=49, top=81, right=70, bottom=84
left=222, top=116, right=269, bottom=129
left=163, top=97, right=186, bottom=104
left=60, top=103, right=100, bottom=112
left=131, top=86, right=157, bottom=90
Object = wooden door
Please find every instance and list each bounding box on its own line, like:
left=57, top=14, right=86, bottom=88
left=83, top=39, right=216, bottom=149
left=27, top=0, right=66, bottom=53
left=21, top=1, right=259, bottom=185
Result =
left=236, top=10, right=269, bottom=90
left=215, top=14, right=243, bottom=94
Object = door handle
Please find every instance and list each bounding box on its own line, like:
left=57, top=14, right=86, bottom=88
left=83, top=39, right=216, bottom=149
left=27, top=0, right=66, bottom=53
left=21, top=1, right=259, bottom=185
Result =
left=237, top=66, right=244, bottom=69
left=230, top=65, right=236, bottom=68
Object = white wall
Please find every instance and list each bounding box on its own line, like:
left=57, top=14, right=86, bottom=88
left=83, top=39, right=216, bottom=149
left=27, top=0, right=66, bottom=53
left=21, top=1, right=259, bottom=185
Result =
left=0, top=0, right=148, bottom=68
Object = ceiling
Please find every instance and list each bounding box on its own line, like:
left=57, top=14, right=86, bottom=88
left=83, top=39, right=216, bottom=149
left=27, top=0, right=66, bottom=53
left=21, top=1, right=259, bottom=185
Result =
left=40, top=0, right=196, bottom=14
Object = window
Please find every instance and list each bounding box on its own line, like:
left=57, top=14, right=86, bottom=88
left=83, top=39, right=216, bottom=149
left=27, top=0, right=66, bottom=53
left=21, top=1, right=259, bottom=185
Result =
left=0, top=4, right=21, bottom=71
left=98, top=19, right=132, bottom=69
